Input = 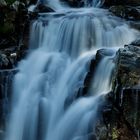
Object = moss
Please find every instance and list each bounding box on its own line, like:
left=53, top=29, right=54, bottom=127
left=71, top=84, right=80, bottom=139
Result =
left=112, top=127, right=119, bottom=140
left=5, top=0, right=16, bottom=4
left=0, top=22, right=14, bottom=34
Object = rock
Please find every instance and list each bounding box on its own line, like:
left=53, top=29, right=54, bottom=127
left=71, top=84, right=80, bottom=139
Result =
left=103, top=0, right=119, bottom=7
left=0, top=3, right=15, bottom=38
left=0, top=0, right=30, bottom=49
left=0, top=54, right=9, bottom=68
left=95, top=40, right=140, bottom=140
left=103, top=0, right=140, bottom=7
left=0, top=48, right=25, bottom=69
left=11, top=1, right=20, bottom=11
left=121, top=88, right=140, bottom=132
left=35, top=4, right=55, bottom=13
left=0, top=0, right=7, bottom=7
left=130, top=21, right=140, bottom=31
left=110, top=5, right=140, bottom=21
left=96, top=122, right=108, bottom=140
left=115, top=41, right=140, bottom=87
left=121, top=0, right=140, bottom=6
left=131, top=39, right=140, bottom=46
left=29, top=0, right=38, bottom=5
left=96, top=49, right=116, bottom=62
left=61, top=0, right=84, bottom=7
left=106, top=39, right=140, bottom=140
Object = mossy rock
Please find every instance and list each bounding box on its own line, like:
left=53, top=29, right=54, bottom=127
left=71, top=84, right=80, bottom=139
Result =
left=5, top=0, right=16, bottom=5
left=0, top=22, right=14, bottom=35
left=112, top=127, right=119, bottom=140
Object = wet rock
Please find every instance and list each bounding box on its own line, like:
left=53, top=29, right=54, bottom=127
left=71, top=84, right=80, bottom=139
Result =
left=0, top=48, right=26, bottom=69
left=96, top=49, right=116, bottom=63
left=61, top=0, right=84, bottom=7
left=96, top=40, right=140, bottom=140
left=0, top=7, right=15, bottom=38
left=0, top=54, right=10, bottom=69
left=0, top=0, right=30, bottom=50
left=29, top=0, right=37, bottom=5
left=103, top=0, right=140, bottom=7
left=0, top=0, right=7, bottom=7
left=111, top=122, right=137, bottom=140
left=96, top=121, right=108, bottom=140
left=115, top=42, right=140, bottom=87
left=121, top=88, right=140, bottom=133
left=35, top=4, right=55, bottom=13
left=124, top=0, right=140, bottom=6
left=130, top=21, right=140, bottom=31
left=110, top=5, right=140, bottom=21
left=131, top=39, right=140, bottom=46
left=106, top=40, right=140, bottom=140
left=11, top=1, right=21, bottom=11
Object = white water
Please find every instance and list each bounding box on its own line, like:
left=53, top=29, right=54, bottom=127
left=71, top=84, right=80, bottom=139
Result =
left=84, top=0, right=104, bottom=7
left=89, top=52, right=116, bottom=95
left=30, top=8, right=137, bottom=55
left=5, top=0, right=139, bottom=140
left=43, top=0, right=65, bottom=10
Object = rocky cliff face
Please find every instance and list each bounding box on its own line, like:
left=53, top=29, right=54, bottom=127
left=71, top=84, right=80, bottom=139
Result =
left=115, top=39, right=140, bottom=88
left=111, top=39, right=140, bottom=140
left=95, top=39, right=140, bottom=140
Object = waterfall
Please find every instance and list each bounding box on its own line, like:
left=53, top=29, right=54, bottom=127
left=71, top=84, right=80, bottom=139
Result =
left=84, top=0, right=104, bottom=7
left=30, top=8, right=137, bottom=52
left=40, top=0, right=65, bottom=10
left=0, top=70, right=16, bottom=125
left=4, top=0, right=139, bottom=140
left=89, top=52, right=116, bottom=95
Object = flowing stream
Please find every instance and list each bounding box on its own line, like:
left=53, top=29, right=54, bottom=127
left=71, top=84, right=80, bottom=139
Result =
left=4, top=0, right=139, bottom=140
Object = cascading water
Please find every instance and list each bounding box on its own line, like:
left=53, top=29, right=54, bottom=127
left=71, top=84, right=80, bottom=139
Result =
left=84, top=0, right=104, bottom=7
left=0, top=70, right=16, bottom=125
left=39, top=0, right=65, bottom=10
left=4, top=0, right=139, bottom=140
